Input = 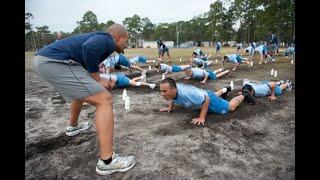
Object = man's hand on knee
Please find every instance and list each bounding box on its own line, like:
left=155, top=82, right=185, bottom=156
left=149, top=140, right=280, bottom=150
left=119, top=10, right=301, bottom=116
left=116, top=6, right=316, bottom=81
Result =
left=99, top=79, right=112, bottom=90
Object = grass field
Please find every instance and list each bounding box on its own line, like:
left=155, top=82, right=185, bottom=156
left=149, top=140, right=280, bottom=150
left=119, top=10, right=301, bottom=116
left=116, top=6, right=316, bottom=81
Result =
left=25, top=47, right=288, bottom=64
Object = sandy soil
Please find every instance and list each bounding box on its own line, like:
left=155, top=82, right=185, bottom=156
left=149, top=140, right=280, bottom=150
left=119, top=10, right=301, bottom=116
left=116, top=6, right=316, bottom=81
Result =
left=25, top=51, right=295, bottom=179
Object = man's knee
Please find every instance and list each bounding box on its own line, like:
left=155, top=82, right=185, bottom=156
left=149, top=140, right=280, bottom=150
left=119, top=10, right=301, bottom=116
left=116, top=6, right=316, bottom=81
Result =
left=85, top=91, right=112, bottom=106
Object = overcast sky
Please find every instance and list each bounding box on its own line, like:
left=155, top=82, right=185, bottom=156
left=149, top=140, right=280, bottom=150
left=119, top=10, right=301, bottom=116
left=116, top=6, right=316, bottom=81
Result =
left=26, top=0, right=217, bottom=33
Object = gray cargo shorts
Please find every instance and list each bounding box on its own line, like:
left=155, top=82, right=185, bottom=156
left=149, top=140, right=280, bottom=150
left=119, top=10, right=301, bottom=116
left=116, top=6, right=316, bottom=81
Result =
left=33, top=55, right=105, bottom=102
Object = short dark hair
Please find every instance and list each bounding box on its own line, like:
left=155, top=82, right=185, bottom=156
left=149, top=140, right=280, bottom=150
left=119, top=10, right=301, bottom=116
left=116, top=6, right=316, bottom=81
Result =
left=242, top=84, right=253, bottom=93
left=223, top=56, right=228, bottom=60
left=161, top=77, right=177, bottom=89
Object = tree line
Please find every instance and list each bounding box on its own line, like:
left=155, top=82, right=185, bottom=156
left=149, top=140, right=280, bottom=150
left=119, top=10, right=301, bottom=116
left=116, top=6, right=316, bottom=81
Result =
left=25, top=0, right=294, bottom=51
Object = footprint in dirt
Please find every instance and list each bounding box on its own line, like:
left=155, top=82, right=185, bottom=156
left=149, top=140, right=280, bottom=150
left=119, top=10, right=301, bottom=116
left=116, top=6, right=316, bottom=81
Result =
left=25, top=101, right=43, bottom=119
left=50, top=93, right=66, bottom=104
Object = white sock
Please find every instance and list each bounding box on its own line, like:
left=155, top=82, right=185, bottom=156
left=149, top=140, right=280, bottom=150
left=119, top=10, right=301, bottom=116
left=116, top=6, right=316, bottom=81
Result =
left=222, top=87, right=227, bottom=93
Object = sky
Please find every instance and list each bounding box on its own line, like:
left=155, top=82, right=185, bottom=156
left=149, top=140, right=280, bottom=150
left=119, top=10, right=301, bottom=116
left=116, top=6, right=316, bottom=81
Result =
left=26, top=0, right=217, bottom=33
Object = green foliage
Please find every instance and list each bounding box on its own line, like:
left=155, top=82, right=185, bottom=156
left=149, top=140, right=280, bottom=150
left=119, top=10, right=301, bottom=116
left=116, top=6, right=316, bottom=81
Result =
left=123, top=14, right=143, bottom=47
left=25, top=1, right=295, bottom=51
left=74, top=11, right=99, bottom=33
left=141, top=17, right=155, bottom=40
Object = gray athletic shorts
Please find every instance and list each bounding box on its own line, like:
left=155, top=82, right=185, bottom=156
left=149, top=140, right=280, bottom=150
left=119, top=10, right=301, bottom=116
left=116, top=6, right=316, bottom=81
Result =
left=33, top=55, right=105, bottom=102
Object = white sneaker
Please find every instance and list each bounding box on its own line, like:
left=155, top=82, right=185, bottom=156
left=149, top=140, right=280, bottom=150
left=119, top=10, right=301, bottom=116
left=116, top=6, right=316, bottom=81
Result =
left=66, top=121, right=92, bottom=136
left=140, top=74, right=146, bottom=82
left=243, top=79, right=249, bottom=86
left=286, top=80, right=293, bottom=91
left=96, top=152, right=136, bottom=175
left=142, top=70, right=147, bottom=75
left=149, top=83, right=156, bottom=89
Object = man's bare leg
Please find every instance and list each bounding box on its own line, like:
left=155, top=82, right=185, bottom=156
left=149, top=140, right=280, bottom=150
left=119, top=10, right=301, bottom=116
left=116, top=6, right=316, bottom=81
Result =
left=280, top=82, right=289, bottom=91
left=83, top=91, right=114, bottom=160
left=216, top=70, right=230, bottom=78
left=69, top=100, right=84, bottom=126
left=228, top=95, right=245, bottom=111
left=214, top=68, right=224, bottom=74
left=180, top=64, right=191, bottom=70
left=215, top=88, right=225, bottom=97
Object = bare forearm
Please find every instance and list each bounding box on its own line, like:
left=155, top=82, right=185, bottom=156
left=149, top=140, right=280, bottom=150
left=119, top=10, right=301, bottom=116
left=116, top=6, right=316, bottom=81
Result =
left=132, top=65, right=144, bottom=72
left=269, top=82, right=276, bottom=96
left=199, top=96, right=209, bottom=119
left=168, top=101, right=174, bottom=109
left=203, top=75, right=208, bottom=82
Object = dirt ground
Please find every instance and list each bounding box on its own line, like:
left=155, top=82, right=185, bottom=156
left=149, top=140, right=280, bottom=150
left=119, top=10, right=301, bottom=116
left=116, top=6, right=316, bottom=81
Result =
left=25, top=48, right=295, bottom=179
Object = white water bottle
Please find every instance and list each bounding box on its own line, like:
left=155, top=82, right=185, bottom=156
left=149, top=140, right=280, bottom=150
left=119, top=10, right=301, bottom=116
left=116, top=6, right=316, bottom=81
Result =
left=271, top=69, right=274, bottom=75
left=149, top=65, right=152, bottom=70
left=230, top=81, right=234, bottom=90
left=250, top=61, right=253, bottom=66
left=122, top=89, right=127, bottom=101
left=162, top=73, right=165, bottom=80
left=180, top=58, right=182, bottom=62
left=287, top=82, right=292, bottom=91
left=274, top=70, right=278, bottom=77
left=291, top=60, right=294, bottom=64
left=125, top=96, right=130, bottom=110
left=215, top=59, right=218, bottom=64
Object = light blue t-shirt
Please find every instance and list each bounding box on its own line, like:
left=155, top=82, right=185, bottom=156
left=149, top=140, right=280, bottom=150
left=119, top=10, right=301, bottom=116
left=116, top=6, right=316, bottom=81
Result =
left=226, top=54, right=238, bottom=63
left=160, top=63, right=172, bottom=73
left=255, top=45, right=267, bottom=54
left=193, top=58, right=204, bottom=65
left=251, top=42, right=257, bottom=48
left=191, top=68, right=208, bottom=79
left=216, top=42, right=221, bottom=48
left=129, top=56, right=147, bottom=64
left=102, top=54, right=119, bottom=68
left=103, top=54, right=130, bottom=68
left=173, top=83, right=208, bottom=110
left=100, top=73, right=117, bottom=81
left=194, top=48, right=203, bottom=55
left=245, top=46, right=254, bottom=55
left=285, top=47, right=295, bottom=55
left=129, top=56, right=139, bottom=64
left=244, top=82, right=271, bottom=97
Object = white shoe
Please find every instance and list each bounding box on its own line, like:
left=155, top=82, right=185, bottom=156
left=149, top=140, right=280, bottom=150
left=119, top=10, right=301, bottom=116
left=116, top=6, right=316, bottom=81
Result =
left=142, top=70, right=147, bottom=75
left=66, top=121, right=92, bottom=136
left=243, top=79, right=249, bottom=86
left=140, top=74, right=146, bottom=82
left=96, top=152, right=136, bottom=175
left=149, top=83, right=156, bottom=89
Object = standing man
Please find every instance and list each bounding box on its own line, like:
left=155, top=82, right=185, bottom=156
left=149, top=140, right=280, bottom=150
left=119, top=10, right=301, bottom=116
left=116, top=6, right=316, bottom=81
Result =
left=215, top=41, right=222, bottom=57
left=34, top=24, right=135, bottom=175
left=267, top=31, right=277, bottom=57
left=158, top=41, right=171, bottom=63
